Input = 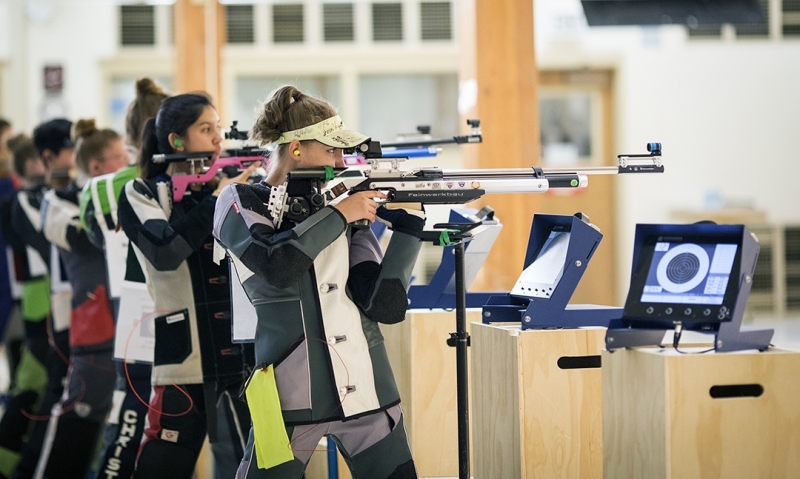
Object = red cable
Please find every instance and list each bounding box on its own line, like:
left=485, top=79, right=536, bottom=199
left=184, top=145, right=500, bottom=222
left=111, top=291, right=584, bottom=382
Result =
left=123, top=309, right=194, bottom=417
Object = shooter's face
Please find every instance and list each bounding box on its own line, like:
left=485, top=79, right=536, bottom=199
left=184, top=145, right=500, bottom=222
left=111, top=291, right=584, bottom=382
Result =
left=298, top=140, right=342, bottom=169
left=182, top=106, right=222, bottom=164
left=45, top=147, right=75, bottom=171
left=93, top=138, right=129, bottom=176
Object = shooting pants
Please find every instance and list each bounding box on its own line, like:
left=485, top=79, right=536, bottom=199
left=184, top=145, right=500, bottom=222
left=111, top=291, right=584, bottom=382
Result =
left=96, top=361, right=151, bottom=479
left=132, top=378, right=250, bottom=479
left=33, top=348, right=116, bottom=479
left=12, top=330, right=70, bottom=479
left=235, top=404, right=417, bottom=479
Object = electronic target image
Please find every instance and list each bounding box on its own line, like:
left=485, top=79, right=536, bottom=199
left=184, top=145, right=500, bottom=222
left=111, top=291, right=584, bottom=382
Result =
left=640, top=242, right=738, bottom=305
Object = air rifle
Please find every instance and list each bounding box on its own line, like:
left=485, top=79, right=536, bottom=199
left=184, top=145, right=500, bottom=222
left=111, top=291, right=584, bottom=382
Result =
left=381, top=118, right=483, bottom=148
left=267, top=142, right=664, bottom=229
left=343, top=118, right=483, bottom=165
left=151, top=148, right=268, bottom=202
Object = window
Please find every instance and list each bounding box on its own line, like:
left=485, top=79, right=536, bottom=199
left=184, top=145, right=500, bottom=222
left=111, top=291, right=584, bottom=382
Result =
left=108, top=76, right=173, bottom=134
left=735, top=0, right=769, bottom=37
left=323, top=3, right=354, bottom=42
left=372, top=3, right=403, bottom=41
left=120, top=5, right=156, bottom=46
left=420, top=2, right=452, bottom=41
left=539, top=93, right=594, bottom=165
left=785, top=0, right=800, bottom=11
left=273, top=4, right=304, bottom=43
left=226, top=5, right=255, bottom=44
left=687, top=24, right=722, bottom=39
left=784, top=0, right=800, bottom=37
left=234, top=76, right=341, bottom=132
left=358, top=74, right=458, bottom=143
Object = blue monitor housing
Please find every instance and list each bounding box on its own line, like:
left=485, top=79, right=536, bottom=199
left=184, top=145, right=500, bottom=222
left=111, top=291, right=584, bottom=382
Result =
left=482, top=212, right=622, bottom=329
left=605, top=223, right=773, bottom=352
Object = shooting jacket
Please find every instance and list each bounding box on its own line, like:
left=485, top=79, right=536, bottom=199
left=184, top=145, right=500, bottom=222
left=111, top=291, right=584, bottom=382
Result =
left=212, top=182, right=421, bottom=424
left=118, top=177, right=250, bottom=386
left=79, top=165, right=137, bottom=249
left=40, top=184, right=115, bottom=352
left=2, top=185, right=51, bottom=325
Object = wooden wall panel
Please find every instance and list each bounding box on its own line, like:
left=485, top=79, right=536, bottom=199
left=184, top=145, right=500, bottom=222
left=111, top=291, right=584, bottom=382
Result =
left=462, top=0, right=541, bottom=292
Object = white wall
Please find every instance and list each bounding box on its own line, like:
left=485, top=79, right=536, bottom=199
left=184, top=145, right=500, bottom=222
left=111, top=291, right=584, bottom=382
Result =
left=536, top=0, right=800, bottom=302
left=0, top=0, right=118, bottom=131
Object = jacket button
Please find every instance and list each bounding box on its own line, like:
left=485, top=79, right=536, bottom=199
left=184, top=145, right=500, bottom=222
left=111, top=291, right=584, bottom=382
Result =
left=320, top=283, right=338, bottom=293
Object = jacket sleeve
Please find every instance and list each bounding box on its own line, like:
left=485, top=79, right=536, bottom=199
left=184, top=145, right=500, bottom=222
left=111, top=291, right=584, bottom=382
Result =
left=41, top=189, right=99, bottom=257
left=346, top=227, right=421, bottom=324
left=212, top=183, right=347, bottom=289
left=79, top=180, right=104, bottom=249
left=10, top=192, right=51, bottom=267
left=118, top=178, right=216, bottom=271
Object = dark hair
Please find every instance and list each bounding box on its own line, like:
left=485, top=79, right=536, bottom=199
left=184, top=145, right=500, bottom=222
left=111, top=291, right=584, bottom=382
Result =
left=7, top=133, right=37, bottom=178
left=126, top=77, right=169, bottom=149
left=139, top=93, right=213, bottom=179
left=32, top=118, right=74, bottom=157
left=0, top=118, right=10, bottom=132
left=72, top=119, right=122, bottom=174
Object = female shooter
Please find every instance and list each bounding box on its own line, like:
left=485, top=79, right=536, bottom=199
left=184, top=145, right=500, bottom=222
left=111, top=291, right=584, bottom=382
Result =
left=117, top=93, right=257, bottom=479
left=34, top=119, right=129, bottom=478
left=213, top=85, right=423, bottom=479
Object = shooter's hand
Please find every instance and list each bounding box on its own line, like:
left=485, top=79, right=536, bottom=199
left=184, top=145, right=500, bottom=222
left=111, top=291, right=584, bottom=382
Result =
left=333, top=190, right=387, bottom=224
left=212, top=161, right=261, bottom=197
left=376, top=203, right=426, bottom=235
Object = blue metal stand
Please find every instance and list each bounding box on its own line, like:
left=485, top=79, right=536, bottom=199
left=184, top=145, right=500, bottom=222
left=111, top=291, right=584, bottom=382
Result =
left=327, top=437, right=338, bottom=479
left=483, top=213, right=621, bottom=329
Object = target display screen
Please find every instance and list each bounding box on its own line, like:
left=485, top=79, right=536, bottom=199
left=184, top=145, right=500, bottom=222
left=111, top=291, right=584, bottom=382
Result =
left=624, top=232, right=743, bottom=326
left=640, top=242, right=738, bottom=305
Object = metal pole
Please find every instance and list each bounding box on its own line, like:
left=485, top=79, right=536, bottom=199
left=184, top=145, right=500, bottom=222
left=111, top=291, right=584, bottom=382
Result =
left=454, top=242, right=470, bottom=479
left=327, top=437, right=338, bottom=479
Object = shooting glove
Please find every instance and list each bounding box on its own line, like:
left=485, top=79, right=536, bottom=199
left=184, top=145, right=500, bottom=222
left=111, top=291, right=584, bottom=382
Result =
left=376, top=203, right=426, bottom=236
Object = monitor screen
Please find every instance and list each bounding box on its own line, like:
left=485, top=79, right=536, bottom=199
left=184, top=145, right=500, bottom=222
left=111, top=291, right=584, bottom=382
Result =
left=640, top=242, right=737, bottom=305
left=624, top=233, right=742, bottom=326
left=511, top=228, right=570, bottom=299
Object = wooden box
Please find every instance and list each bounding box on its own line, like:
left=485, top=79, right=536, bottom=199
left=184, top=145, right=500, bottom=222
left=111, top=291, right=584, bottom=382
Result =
left=602, top=347, right=800, bottom=479
left=471, top=322, right=605, bottom=479
left=381, top=309, right=481, bottom=477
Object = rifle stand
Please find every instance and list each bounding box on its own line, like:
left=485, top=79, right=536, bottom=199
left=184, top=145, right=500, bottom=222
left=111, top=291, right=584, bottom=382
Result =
left=408, top=207, right=502, bottom=309
left=483, top=213, right=622, bottom=329
left=417, top=222, right=481, bottom=479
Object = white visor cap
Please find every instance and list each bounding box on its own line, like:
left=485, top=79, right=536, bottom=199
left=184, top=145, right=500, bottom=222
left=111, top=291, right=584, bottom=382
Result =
left=277, top=115, right=369, bottom=149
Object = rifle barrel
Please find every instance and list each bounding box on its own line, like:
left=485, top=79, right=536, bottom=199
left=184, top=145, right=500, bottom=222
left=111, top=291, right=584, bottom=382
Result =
left=439, top=166, right=619, bottom=178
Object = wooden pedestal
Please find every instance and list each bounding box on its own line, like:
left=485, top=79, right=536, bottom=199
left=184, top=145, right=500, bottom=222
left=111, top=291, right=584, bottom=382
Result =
left=381, top=309, right=481, bottom=477
left=472, top=323, right=605, bottom=479
left=602, top=347, right=800, bottom=479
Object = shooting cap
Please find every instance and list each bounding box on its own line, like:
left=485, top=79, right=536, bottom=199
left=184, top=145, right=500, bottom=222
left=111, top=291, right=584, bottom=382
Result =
left=277, top=115, right=369, bottom=149
left=33, top=118, right=74, bottom=156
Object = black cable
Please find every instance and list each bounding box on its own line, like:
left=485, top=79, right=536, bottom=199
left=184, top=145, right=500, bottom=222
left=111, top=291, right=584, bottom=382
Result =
left=673, top=322, right=714, bottom=354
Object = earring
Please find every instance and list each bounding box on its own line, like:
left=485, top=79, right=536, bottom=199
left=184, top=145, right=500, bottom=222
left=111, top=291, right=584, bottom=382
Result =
left=293, top=149, right=300, bottom=156
left=174, top=139, right=183, bottom=148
